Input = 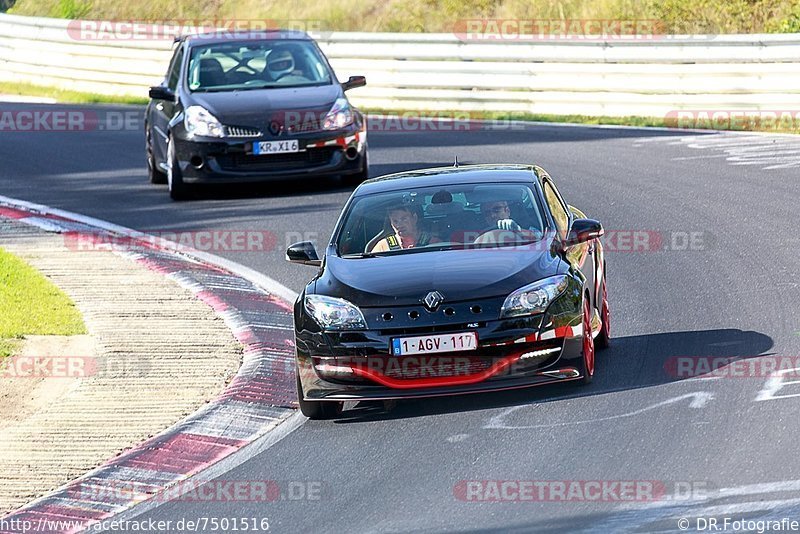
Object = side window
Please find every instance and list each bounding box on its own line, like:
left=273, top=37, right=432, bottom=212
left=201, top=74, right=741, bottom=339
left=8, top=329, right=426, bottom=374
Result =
left=543, top=181, right=570, bottom=240
left=166, top=46, right=185, bottom=91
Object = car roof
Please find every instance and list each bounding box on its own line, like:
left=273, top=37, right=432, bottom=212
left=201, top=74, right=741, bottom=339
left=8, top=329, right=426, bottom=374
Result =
left=354, top=164, right=543, bottom=196
left=179, top=30, right=312, bottom=46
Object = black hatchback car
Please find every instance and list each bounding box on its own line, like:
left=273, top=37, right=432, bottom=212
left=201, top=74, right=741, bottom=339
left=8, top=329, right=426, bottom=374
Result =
left=145, top=30, right=368, bottom=200
left=287, top=164, right=610, bottom=419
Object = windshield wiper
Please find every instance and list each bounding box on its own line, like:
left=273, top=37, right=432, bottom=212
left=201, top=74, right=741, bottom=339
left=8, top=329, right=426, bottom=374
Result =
left=341, top=252, right=379, bottom=259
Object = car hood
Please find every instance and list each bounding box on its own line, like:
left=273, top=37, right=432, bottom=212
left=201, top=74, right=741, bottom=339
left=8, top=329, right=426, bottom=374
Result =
left=188, top=84, right=341, bottom=128
left=317, top=243, right=564, bottom=307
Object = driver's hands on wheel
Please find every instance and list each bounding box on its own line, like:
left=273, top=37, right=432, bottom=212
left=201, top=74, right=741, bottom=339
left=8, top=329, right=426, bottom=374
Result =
left=496, top=218, right=522, bottom=231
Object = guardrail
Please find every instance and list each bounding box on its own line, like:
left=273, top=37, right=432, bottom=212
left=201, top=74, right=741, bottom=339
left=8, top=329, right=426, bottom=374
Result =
left=1, top=13, right=799, bottom=116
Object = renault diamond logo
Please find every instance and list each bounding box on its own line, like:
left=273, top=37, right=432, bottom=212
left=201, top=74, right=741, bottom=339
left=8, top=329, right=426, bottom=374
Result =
left=423, top=291, right=444, bottom=311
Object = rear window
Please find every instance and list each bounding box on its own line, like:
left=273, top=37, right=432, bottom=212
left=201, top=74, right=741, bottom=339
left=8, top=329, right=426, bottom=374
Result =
left=336, top=183, right=547, bottom=257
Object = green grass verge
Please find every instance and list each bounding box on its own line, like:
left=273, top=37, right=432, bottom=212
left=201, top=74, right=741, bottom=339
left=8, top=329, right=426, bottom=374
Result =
left=0, top=246, right=87, bottom=359
left=493, top=112, right=667, bottom=128
left=367, top=109, right=797, bottom=134
left=0, top=339, right=20, bottom=359
left=2, top=82, right=798, bottom=134
left=0, top=81, right=148, bottom=105
left=366, top=108, right=669, bottom=129
left=0, top=81, right=670, bottom=128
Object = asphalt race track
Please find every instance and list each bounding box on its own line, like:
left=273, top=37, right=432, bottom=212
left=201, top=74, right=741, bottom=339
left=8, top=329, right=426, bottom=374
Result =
left=2, top=103, right=800, bottom=533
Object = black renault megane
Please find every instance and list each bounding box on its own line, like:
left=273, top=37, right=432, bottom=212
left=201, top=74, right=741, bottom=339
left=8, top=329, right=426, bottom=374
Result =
left=287, top=164, right=610, bottom=419
left=145, top=30, right=368, bottom=200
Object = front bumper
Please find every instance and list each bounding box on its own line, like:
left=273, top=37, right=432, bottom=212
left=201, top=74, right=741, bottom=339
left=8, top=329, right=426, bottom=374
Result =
left=172, top=124, right=366, bottom=184
left=295, top=293, right=587, bottom=401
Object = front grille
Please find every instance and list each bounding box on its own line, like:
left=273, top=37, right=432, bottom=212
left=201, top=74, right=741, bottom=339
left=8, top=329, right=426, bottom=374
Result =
left=216, top=147, right=337, bottom=171
left=379, top=323, right=485, bottom=336
left=226, top=126, right=262, bottom=137
left=377, top=355, right=494, bottom=380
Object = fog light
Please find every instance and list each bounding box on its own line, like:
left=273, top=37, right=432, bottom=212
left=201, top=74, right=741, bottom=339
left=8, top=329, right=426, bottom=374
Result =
left=520, top=347, right=560, bottom=360
left=314, top=363, right=354, bottom=375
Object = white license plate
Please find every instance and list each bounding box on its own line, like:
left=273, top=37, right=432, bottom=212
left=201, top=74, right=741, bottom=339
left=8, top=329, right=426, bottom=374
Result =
left=392, top=332, right=478, bottom=356
left=253, top=140, right=299, bottom=155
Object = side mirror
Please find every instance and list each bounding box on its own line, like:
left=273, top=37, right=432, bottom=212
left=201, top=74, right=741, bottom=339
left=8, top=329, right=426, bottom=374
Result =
left=149, top=86, right=175, bottom=101
left=286, top=241, right=322, bottom=267
left=564, top=218, right=604, bottom=248
left=341, top=75, right=366, bottom=92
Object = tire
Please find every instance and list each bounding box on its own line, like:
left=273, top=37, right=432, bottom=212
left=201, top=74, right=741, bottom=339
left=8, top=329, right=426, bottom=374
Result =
left=146, top=126, right=167, bottom=184
left=579, top=295, right=596, bottom=385
left=341, top=151, right=368, bottom=187
left=595, top=265, right=611, bottom=350
left=296, top=372, right=343, bottom=420
left=166, top=136, right=191, bottom=201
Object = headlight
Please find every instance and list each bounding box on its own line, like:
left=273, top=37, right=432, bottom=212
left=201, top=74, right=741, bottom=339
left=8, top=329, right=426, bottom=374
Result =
left=184, top=105, right=224, bottom=138
left=322, top=97, right=353, bottom=130
left=304, top=294, right=366, bottom=330
left=500, top=275, right=569, bottom=318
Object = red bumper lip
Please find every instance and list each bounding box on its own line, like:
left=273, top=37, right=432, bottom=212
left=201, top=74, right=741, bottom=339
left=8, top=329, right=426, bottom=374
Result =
left=348, top=353, right=524, bottom=389
left=305, top=368, right=582, bottom=401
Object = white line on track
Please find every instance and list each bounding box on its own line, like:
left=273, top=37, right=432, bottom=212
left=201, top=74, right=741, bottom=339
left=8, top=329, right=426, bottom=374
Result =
left=484, top=392, right=713, bottom=430
left=633, top=132, right=800, bottom=170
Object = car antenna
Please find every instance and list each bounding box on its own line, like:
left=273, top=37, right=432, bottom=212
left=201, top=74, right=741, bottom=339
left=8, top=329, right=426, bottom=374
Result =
left=453, top=156, right=459, bottom=168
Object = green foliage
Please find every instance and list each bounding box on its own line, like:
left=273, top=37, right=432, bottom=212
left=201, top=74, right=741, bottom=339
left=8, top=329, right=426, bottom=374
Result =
left=767, top=0, right=800, bottom=32
left=648, top=0, right=795, bottom=34
left=54, top=0, right=92, bottom=19
left=10, top=0, right=800, bottom=33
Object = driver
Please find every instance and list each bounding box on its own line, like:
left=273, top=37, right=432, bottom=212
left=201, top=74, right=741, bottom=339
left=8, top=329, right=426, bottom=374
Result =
left=481, top=200, right=522, bottom=231
left=266, top=48, right=296, bottom=80
left=371, top=205, right=439, bottom=252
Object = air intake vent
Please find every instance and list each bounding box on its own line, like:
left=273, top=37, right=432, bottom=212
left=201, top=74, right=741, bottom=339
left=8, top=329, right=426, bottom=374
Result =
left=226, top=126, right=262, bottom=137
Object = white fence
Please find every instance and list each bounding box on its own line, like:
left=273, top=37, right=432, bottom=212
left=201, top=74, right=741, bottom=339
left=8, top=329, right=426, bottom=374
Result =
left=1, top=13, right=799, bottom=116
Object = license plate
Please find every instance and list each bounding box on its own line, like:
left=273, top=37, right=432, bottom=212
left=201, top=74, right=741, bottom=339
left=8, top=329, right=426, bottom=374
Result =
left=392, top=332, right=478, bottom=356
left=253, top=140, right=299, bottom=155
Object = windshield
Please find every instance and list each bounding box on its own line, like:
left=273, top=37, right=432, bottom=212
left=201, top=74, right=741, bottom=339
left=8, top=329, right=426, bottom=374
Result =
left=187, top=40, right=333, bottom=92
left=336, top=183, right=547, bottom=257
